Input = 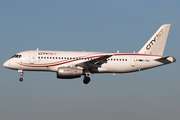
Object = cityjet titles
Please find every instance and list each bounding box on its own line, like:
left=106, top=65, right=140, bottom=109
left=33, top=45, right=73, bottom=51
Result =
left=38, top=52, right=57, bottom=55
left=146, top=29, right=163, bottom=50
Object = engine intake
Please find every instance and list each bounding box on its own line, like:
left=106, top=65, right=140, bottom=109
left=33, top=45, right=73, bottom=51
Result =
left=57, top=67, right=83, bottom=79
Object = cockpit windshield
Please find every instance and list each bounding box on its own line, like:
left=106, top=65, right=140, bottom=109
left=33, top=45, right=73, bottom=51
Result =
left=11, top=54, right=22, bottom=58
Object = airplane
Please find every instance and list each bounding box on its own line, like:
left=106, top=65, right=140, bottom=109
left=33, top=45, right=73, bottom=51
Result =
left=3, top=24, right=176, bottom=84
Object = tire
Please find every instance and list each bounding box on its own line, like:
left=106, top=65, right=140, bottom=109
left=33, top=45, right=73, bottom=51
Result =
left=19, top=78, right=23, bottom=82
left=83, top=77, right=90, bottom=84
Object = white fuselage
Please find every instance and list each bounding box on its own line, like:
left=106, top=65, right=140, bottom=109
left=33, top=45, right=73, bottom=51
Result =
left=3, top=50, right=175, bottom=73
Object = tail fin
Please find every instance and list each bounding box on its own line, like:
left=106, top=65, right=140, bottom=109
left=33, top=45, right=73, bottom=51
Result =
left=138, top=24, right=171, bottom=56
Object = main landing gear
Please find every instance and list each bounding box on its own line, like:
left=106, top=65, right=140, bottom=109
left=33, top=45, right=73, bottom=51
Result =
left=83, top=74, right=91, bottom=84
left=18, top=70, right=24, bottom=82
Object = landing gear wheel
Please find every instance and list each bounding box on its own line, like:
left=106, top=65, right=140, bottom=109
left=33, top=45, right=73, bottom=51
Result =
left=19, top=77, right=23, bottom=82
left=18, top=70, right=24, bottom=82
left=83, top=77, right=91, bottom=84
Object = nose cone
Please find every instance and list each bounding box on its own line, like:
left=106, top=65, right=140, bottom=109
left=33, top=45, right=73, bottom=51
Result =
left=3, top=61, right=9, bottom=68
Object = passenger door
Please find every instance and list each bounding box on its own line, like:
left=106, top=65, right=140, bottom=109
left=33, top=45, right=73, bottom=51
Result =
left=29, top=52, right=35, bottom=64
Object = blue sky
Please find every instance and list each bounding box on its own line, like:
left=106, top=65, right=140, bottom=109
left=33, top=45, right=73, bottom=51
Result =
left=0, top=0, right=180, bottom=120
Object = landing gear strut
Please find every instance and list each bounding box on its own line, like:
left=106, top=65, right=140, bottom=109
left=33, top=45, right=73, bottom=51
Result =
left=18, top=70, right=24, bottom=82
left=83, top=74, right=91, bottom=84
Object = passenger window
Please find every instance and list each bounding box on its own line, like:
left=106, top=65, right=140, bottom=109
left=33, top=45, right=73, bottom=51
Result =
left=122, top=59, right=124, bottom=61
left=47, top=57, right=49, bottom=59
left=125, top=59, right=127, bottom=61
left=44, top=57, right=46, bottom=59
left=38, top=57, right=40, bottom=59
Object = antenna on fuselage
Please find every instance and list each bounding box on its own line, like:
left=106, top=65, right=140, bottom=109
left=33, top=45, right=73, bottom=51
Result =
left=36, top=48, right=39, bottom=51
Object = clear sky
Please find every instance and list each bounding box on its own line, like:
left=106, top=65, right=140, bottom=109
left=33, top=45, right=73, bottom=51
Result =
left=0, top=0, right=180, bottom=120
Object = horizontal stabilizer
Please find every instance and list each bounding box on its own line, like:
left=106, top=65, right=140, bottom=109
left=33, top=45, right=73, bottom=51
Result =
left=154, top=55, right=176, bottom=64
left=154, top=55, right=174, bottom=61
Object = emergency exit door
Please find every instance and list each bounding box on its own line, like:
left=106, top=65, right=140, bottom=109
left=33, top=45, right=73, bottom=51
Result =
left=130, top=56, right=136, bottom=67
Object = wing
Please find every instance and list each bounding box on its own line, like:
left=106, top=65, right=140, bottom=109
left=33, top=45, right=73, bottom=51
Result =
left=75, top=55, right=112, bottom=71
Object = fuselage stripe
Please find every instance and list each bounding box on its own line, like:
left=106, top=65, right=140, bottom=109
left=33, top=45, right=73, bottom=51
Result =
left=18, top=54, right=162, bottom=68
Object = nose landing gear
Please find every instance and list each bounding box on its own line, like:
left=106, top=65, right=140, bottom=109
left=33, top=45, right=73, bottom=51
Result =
left=19, top=77, right=23, bottom=82
left=18, top=70, right=24, bottom=82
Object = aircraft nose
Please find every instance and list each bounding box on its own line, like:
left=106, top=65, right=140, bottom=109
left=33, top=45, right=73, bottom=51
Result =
left=3, top=61, right=9, bottom=68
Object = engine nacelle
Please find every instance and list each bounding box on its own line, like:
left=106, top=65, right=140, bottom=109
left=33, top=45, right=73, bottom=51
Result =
left=57, top=67, right=83, bottom=79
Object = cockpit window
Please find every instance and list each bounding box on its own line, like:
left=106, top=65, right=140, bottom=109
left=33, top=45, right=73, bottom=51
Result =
left=11, top=54, right=22, bottom=58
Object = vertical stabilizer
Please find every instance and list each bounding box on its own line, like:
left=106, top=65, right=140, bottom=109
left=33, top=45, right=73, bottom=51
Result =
left=138, top=24, right=171, bottom=56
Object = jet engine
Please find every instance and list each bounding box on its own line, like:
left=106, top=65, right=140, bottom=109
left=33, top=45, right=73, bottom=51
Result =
left=57, top=67, right=83, bottom=79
